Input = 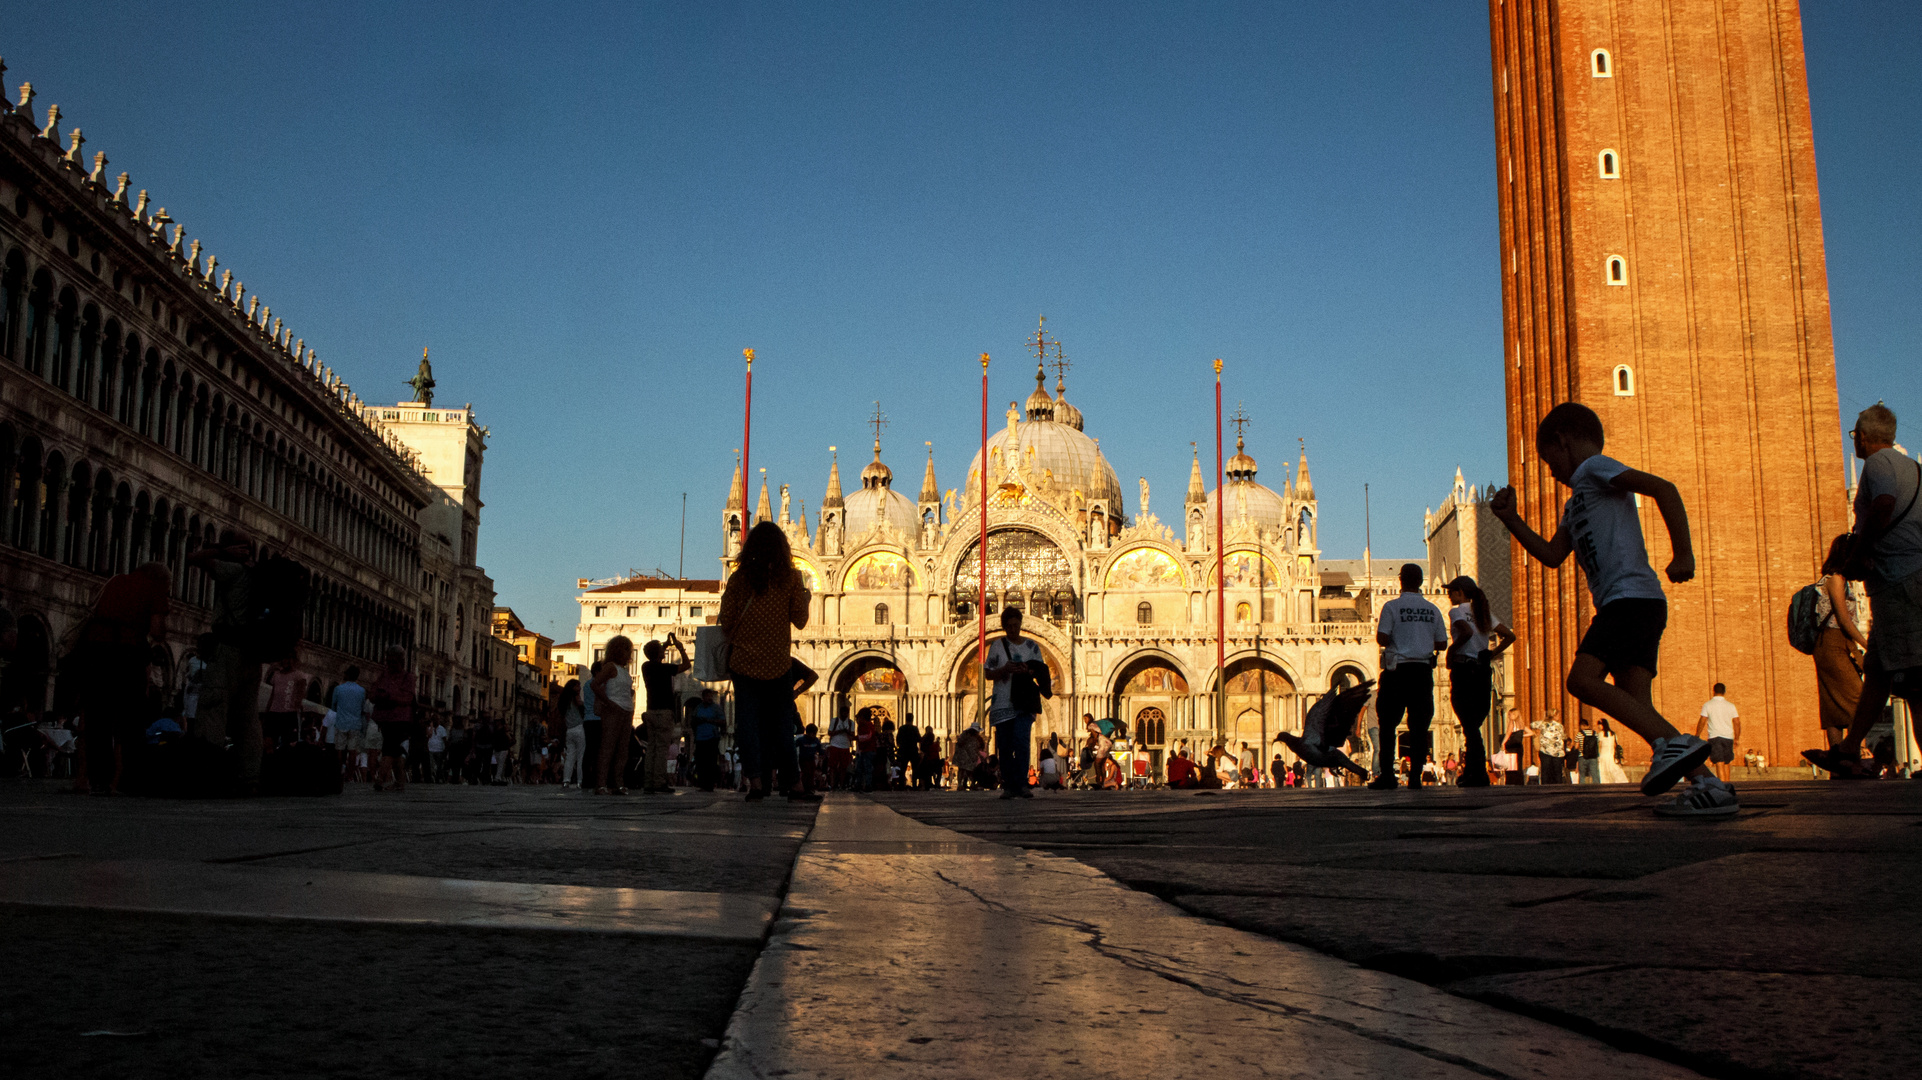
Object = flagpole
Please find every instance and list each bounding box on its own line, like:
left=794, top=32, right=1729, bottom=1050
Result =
left=979, top=352, right=991, bottom=731
left=1214, top=359, right=1225, bottom=745
left=740, top=349, right=754, bottom=523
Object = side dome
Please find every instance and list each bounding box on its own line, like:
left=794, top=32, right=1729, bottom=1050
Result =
left=844, top=441, right=919, bottom=536
left=843, top=484, right=920, bottom=537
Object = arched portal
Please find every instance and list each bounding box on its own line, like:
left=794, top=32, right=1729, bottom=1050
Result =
left=1223, top=657, right=1293, bottom=757
left=834, top=654, right=908, bottom=730
left=1111, top=653, right=1189, bottom=774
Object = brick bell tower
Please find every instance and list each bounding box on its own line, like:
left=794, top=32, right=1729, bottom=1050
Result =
left=1490, top=0, right=1848, bottom=764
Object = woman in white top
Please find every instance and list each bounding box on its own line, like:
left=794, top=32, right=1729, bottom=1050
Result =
left=1444, top=576, right=1516, bottom=788
left=1597, top=718, right=1631, bottom=784
left=591, top=636, right=637, bottom=795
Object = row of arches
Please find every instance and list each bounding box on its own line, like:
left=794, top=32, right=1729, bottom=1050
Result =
left=0, top=421, right=414, bottom=663
left=0, top=247, right=418, bottom=583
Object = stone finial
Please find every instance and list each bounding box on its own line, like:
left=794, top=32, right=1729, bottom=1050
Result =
left=246, top=295, right=259, bottom=319
left=219, top=268, right=232, bottom=297
left=233, top=281, right=244, bottom=308
left=204, top=255, right=218, bottom=283
left=65, top=127, right=84, bottom=162
left=112, top=172, right=130, bottom=204
left=188, top=239, right=202, bottom=267
left=272, top=317, right=282, bottom=339
left=89, top=151, right=107, bottom=183
left=39, top=102, right=57, bottom=139
left=169, top=224, right=184, bottom=256
left=132, top=189, right=149, bottom=222
left=16, top=83, right=32, bottom=119
left=149, top=207, right=170, bottom=234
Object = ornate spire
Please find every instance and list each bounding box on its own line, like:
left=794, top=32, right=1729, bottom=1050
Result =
left=1186, top=442, right=1206, bottom=505
left=1024, top=357, right=1054, bottom=421
left=756, top=472, right=772, bottom=523
left=726, top=454, right=744, bottom=511
left=822, top=446, right=844, bottom=508
left=1295, top=439, right=1314, bottom=499
left=919, top=441, right=939, bottom=503
left=1051, top=342, right=1083, bottom=431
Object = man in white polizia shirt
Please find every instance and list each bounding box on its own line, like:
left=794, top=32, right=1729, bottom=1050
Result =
left=1371, top=563, right=1450, bottom=790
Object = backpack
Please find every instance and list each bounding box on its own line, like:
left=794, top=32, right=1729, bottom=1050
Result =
left=243, top=556, right=310, bottom=663
left=1785, top=582, right=1824, bottom=656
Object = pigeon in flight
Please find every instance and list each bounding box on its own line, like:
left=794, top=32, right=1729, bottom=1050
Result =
left=1277, top=678, right=1375, bottom=780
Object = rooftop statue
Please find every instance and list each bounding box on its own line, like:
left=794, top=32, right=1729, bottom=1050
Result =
left=406, top=348, right=436, bottom=406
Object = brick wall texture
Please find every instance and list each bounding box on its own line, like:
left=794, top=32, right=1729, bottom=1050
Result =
left=1489, top=0, right=1848, bottom=765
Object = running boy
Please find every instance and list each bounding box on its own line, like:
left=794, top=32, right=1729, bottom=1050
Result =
left=1490, top=402, right=1737, bottom=817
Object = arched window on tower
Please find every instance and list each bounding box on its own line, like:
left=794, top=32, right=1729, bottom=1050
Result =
left=874, top=602, right=890, bottom=625
left=1592, top=49, right=1612, bottom=77
left=1599, top=150, right=1619, bottom=178
left=1606, top=256, right=1627, bottom=285
left=1136, top=601, right=1153, bottom=625
left=1614, top=365, right=1635, bottom=397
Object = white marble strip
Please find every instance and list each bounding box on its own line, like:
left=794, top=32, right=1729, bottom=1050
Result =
left=706, top=795, right=1704, bottom=1079
left=0, top=858, right=778, bottom=941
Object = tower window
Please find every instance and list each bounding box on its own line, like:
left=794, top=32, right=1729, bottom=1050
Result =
left=874, top=603, right=890, bottom=625
left=1235, top=601, right=1252, bottom=623
left=1592, top=49, right=1612, bottom=77
left=1136, top=601, right=1153, bottom=625
left=1599, top=150, right=1619, bottom=178
left=1606, top=256, right=1627, bottom=285
left=1614, top=365, right=1635, bottom=396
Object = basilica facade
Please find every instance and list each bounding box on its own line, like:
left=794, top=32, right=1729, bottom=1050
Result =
left=720, top=349, right=1382, bottom=774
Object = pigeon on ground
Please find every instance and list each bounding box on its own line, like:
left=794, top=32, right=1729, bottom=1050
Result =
left=1277, top=678, right=1375, bottom=780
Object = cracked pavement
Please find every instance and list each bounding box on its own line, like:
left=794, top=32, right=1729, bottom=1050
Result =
left=709, top=795, right=1701, bottom=1079
left=875, top=781, right=1922, bottom=1080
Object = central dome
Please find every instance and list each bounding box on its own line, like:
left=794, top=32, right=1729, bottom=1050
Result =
left=968, top=373, right=1123, bottom=515
left=1206, top=439, right=1289, bottom=531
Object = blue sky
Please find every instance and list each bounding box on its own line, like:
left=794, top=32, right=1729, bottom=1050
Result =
left=10, top=2, right=1918, bottom=642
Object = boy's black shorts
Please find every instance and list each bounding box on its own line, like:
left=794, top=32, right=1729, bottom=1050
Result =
left=1578, top=598, right=1667, bottom=677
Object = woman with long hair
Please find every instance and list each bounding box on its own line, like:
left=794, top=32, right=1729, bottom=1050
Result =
left=1813, top=534, right=1869, bottom=748
left=592, top=636, right=636, bottom=795
left=1597, top=717, right=1631, bottom=784
left=718, top=521, right=817, bottom=802
left=1444, top=575, right=1516, bottom=788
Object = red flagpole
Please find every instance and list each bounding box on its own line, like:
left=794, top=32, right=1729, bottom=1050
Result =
left=740, top=349, right=754, bottom=523
left=1214, top=359, right=1225, bottom=741
left=979, top=352, right=990, bottom=728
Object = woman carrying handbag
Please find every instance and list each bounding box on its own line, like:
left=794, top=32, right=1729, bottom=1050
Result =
left=717, top=521, right=818, bottom=802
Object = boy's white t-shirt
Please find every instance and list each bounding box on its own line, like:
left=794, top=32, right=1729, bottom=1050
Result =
left=1377, top=592, right=1448, bottom=668
left=1561, top=455, right=1667, bottom=608
left=1449, top=601, right=1489, bottom=659
left=1700, top=696, right=1739, bottom=740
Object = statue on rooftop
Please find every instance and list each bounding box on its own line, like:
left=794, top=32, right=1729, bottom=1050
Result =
left=406, top=347, right=435, bottom=406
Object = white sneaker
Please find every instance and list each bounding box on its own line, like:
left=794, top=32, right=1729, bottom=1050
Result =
left=1641, top=734, right=1713, bottom=795
left=1653, top=776, right=1740, bottom=818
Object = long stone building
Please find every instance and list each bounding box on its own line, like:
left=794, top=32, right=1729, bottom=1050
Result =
left=714, top=334, right=1392, bottom=776
left=0, top=68, right=498, bottom=725
left=1491, top=1, right=1847, bottom=764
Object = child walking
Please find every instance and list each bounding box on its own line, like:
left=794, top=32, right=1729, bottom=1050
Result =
left=1490, top=402, right=1737, bottom=817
